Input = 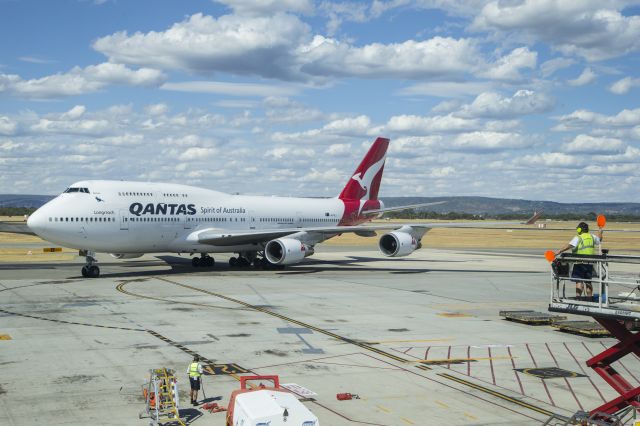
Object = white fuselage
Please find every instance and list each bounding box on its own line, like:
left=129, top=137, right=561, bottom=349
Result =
left=27, top=180, right=346, bottom=254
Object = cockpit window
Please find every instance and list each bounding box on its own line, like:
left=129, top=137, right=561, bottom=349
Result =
left=64, top=187, right=90, bottom=194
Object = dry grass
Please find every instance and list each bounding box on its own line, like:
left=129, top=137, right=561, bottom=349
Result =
left=0, top=218, right=638, bottom=262
left=325, top=219, right=640, bottom=252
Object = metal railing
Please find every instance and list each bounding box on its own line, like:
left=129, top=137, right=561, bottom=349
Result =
left=549, top=251, right=640, bottom=320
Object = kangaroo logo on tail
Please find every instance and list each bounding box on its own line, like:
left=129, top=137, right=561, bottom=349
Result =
left=339, top=137, right=389, bottom=202
left=350, top=156, right=386, bottom=200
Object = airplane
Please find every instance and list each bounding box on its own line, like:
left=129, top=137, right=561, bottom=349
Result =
left=25, top=137, right=532, bottom=278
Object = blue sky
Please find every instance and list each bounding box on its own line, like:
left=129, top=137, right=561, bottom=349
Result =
left=1, top=0, right=640, bottom=202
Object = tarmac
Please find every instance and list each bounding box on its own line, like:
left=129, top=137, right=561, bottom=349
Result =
left=0, top=246, right=634, bottom=425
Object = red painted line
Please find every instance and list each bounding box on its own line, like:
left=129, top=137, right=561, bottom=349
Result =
left=599, top=341, right=640, bottom=385
left=467, top=345, right=471, bottom=376
left=508, top=346, right=526, bottom=395
left=563, top=342, right=606, bottom=403
left=358, top=353, right=543, bottom=422
left=425, top=346, right=431, bottom=361
left=526, top=343, right=556, bottom=407
left=489, top=347, right=496, bottom=385
left=447, top=345, right=452, bottom=369
left=402, top=346, right=413, bottom=354
left=546, top=343, right=583, bottom=411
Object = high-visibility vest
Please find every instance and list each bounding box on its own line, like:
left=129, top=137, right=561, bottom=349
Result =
left=574, top=233, right=595, bottom=255
left=189, top=362, right=201, bottom=378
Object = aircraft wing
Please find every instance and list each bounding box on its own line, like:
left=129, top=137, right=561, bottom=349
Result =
left=193, top=219, right=540, bottom=247
left=194, top=225, right=416, bottom=246
left=362, top=201, right=446, bottom=215
left=0, top=221, right=34, bottom=235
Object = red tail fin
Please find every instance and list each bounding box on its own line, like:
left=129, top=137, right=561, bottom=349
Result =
left=338, top=137, right=389, bottom=201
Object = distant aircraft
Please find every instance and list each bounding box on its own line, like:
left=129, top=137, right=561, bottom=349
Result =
left=24, top=137, right=532, bottom=278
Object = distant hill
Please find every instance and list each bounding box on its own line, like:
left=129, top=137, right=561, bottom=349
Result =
left=2, top=194, right=640, bottom=216
left=0, top=194, right=54, bottom=208
left=381, top=196, right=640, bottom=216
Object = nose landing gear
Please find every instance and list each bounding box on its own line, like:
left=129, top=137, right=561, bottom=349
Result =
left=80, top=251, right=100, bottom=278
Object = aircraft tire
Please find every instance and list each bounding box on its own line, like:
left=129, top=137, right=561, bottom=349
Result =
left=81, top=266, right=89, bottom=277
left=229, top=257, right=238, bottom=267
left=88, top=265, right=100, bottom=278
left=204, top=256, right=214, bottom=267
left=192, top=257, right=200, bottom=267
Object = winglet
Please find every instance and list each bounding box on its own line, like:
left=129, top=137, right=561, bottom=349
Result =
left=339, top=137, right=389, bottom=201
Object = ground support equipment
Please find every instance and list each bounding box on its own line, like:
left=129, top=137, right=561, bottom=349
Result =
left=139, top=368, right=185, bottom=426
left=547, top=252, right=640, bottom=423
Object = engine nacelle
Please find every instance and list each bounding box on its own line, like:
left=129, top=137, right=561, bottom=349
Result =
left=378, top=231, right=418, bottom=257
left=110, top=253, right=144, bottom=259
left=265, top=238, right=314, bottom=265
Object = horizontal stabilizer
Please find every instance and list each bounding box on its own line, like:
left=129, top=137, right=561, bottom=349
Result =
left=362, top=201, right=446, bottom=215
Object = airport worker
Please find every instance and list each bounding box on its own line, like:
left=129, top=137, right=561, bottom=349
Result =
left=554, top=221, right=603, bottom=298
left=187, top=355, right=204, bottom=406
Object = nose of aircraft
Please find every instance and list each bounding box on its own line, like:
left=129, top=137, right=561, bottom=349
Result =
left=27, top=208, right=47, bottom=235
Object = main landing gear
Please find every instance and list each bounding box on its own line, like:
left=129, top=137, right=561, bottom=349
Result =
left=192, top=253, right=215, bottom=268
left=80, top=250, right=100, bottom=278
left=229, top=256, right=251, bottom=268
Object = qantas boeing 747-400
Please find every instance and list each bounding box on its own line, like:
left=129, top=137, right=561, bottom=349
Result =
left=22, top=137, right=535, bottom=277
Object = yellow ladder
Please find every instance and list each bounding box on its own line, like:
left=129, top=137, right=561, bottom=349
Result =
left=143, top=368, right=185, bottom=426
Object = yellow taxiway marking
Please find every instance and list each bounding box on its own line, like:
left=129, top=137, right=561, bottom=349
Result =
left=464, top=413, right=479, bottom=421
left=366, top=338, right=455, bottom=344
left=414, top=355, right=515, bottom=363
left=435, top=400, right=449, bottom=409
left=401, top=417, right=415, bottom=424
left=376, top=405, right=392, bottom=414
left=0, top=334, right=12, bottom=340
left=437, top=312, right=471, bottom=318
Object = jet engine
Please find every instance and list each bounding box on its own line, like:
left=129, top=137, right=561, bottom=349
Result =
left=110, top=253, right=144, bottom=259
left=265, top=238, right=314, bottom=265
left=378, top=231, right=418, bottom=257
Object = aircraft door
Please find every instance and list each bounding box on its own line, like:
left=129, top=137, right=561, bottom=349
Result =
left=119, top=209, right=129, bottom=230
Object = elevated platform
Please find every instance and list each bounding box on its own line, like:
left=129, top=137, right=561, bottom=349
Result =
left=547, top=252, right=640, bottom=419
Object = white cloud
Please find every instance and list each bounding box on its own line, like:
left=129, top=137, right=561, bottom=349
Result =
left=540, top=57, right=575, bottom=77
left=214, top=0, right=314, bottom=16
left=554, top=108, right=640, bottom=130
left=567, top=67, right=597, bottom=86
left=563, top=134, right=625, bottom=154
left=0, top=63, right=165, bottom=99
left=429, top=166, right=455, bottom=178
left=481, top=47, right=537, bottom=81
left=60, top=105, right=87, bottom=120
left=386, top=114, right=479, bottom=134
left=94, top=13, right=311, bottom=80
left=448, top=131, right=532, bottom=152
left=518, top=152, right=585, bottom=168
left=609, top=76, right=640, bottom=94
left=326, top=143, right=351, bottom=156
left=471, top=1, right=640, bottom=61
left=301, top=35, right=481, bottom=80
left=178, top=147, right=217, bottom=161
left=19, top=56, right=56, bottom=64
left=399, top=81, right=491, bottom=97
left=0, top=116, right=18, bottom=135
left=265, top=146, right=315, bottom=159
left=457, top=90, right=554, bottom=118
left=145, top=103, right=169, bottom=116
left=30, top=118, right=111, bottom=136
left=161, top=81, right=300, bottom=97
